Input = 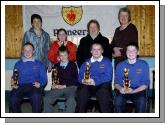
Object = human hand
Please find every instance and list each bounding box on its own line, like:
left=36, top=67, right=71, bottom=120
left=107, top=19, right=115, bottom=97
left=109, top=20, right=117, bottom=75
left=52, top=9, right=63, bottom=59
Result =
left=33, top=82, right=41, bottom=88
left=11, top=78, right=18, bottom=89
left=113, top=47, right=122, bottom=57
left=120, top=87, right=133, bottom=94
left=82, top=79, right=95, bottom=86
left=47, top=67, right=52, bottom=73
left=52, top=84, right=66, bottom=89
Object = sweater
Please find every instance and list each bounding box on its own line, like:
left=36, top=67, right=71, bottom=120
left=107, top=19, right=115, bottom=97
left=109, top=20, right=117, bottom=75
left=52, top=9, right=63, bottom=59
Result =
left=13, top=59, right=47, bottom=86
left=110, top=23, right=138, bottom=66
left=48, top=41, right=77, bottom=64
left=114, top=59, right=150, bottom=88
left=77, top=33, right=112, bottom=68
left=78, top=57, right=113, bottom=86
left=55, top=61, right=78, bottom=86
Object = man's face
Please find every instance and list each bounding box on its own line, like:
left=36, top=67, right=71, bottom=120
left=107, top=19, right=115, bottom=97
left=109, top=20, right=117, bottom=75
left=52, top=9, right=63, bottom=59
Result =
left=23, top=45, right=34, bottom=59
left=32, top=18, right=42, bottom=30
left=119, top=11, right=129, bottom=25
left=126, top=46, right=138, bottom=60
left=59, top=52, right=68, bottom=62
left=89, top=23, right=99, bottom=36
left=91, top=44, right=103, bottom=59
left=58, top=31, right=67, bottom=42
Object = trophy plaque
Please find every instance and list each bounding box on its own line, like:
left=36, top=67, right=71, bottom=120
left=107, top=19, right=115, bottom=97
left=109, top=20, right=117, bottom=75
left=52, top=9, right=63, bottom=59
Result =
left=84, top=62, right=90, bottom=80
left=12, top=68, right=19, bottom=88
left=123, top=68, right=131, bottom=91
left=52, top=67, right=60, bottom=86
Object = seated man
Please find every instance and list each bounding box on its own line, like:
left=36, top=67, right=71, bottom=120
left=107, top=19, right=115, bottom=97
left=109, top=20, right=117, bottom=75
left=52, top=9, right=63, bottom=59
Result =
left=75, top=43, right=113, bottom=113
left=114, top=42, right=150, bottom=113
left=10, top=42, right=47, bottom=113
left=43, top=46, right=78, bottom=113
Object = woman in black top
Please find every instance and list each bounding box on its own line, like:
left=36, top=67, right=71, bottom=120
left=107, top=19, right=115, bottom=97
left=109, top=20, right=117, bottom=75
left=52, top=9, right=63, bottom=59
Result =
left=77, top=19, right=112, bottom=68
left=110, top=7, right=138, bottom=67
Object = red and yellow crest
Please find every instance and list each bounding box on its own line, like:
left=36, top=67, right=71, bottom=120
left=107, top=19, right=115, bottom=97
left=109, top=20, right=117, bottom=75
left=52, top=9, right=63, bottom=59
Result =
left=62, top=6, right=83, bottom=26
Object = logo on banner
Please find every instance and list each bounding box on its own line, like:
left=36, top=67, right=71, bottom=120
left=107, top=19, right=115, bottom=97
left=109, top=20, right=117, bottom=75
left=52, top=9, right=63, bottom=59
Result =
left=62, top=6, right=83, bottom=26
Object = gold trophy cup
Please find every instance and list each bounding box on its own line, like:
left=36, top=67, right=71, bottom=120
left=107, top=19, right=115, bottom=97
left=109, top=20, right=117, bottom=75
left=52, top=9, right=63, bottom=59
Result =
left=12, top=68, right=19, bottom=88
left=52, top=67, right=60, bottom=86
left=123, top=68, right=131, bottom=92
left=84, top=62, right=91, bottom=84
left=84, top=62, right=90, bottom=80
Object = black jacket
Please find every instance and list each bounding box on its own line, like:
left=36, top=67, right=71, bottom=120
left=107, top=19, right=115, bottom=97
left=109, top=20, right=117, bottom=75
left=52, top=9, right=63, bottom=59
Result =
left=77, top=33, right=112, bottom=68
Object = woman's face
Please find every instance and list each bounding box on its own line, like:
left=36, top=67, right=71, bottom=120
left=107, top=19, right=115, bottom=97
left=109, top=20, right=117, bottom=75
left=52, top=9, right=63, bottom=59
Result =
left=119, top=11, right=129, bottom=25
left=89, top=23, right=99, bottom=36
left=32, top=18, right=42, bottom=30
left=58, top=30, right=67, bottom=42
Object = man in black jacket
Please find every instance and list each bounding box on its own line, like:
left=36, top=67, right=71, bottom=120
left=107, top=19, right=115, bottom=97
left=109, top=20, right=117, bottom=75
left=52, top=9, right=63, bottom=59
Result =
left=77, top=19, right=112, bottom=68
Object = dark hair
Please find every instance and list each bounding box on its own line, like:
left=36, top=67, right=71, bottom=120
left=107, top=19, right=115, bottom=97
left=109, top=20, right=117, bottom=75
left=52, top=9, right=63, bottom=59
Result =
left=23, top=42, right=35, bottom=50
left=87, top=19, right=100, bottom=33
left=118, top=7, right=131, bottom=22
left=57, top=28, right=67, bottom=41
left=126, top=42, right=139, bottom=51
left=57, top=45, right=69, bottom=55
left=91, top=42, right=104, bottom=51
left=31, top=14, right=42, bottom=24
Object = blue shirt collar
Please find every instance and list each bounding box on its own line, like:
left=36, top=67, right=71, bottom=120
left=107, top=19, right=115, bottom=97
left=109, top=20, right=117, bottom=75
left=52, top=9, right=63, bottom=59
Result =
left=22, top=57, right=35, bottom=62
left=60, top=60, right=69, bottom=69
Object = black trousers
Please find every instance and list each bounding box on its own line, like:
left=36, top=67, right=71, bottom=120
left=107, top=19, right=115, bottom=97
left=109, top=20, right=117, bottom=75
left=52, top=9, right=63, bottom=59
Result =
left=75, top=83, right=112, bottom=113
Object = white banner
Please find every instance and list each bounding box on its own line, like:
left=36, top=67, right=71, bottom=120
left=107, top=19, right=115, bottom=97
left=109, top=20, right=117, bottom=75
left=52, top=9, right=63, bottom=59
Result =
left=23, top=5, right=125, bottom=39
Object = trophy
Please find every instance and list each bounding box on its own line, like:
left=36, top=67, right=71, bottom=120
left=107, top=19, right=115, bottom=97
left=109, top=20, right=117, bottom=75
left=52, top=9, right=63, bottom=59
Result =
left=123, top=68, right=131, bottom=91
left=84, top=62, right=90, bottom=80
left=52, top=67, right=60, bottom=86
left=12, top=68, right=19, bottom=88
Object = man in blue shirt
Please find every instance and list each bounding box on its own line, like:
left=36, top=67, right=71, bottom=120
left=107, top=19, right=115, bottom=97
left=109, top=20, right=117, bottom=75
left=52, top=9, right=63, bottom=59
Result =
left=10, top=42, right=47, bottom=113
left=75, top=43, right=113, bottom=113
left=114, top=42, right=150, bottom=113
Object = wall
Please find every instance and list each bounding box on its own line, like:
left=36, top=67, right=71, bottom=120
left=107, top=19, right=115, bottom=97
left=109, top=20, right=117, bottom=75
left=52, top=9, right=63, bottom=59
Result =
left=128, top=5, right=155, bottom=56
left=5, top=5, right=23, bottom=58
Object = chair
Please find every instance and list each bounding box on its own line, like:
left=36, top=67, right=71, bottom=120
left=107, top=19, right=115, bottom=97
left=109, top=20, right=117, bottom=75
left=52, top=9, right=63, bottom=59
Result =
left=147, top=70, right=155, bottom=112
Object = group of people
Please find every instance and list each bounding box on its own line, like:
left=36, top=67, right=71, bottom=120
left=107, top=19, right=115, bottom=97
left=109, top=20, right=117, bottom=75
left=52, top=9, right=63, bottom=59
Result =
left=9, top=7, right=150, bottom=113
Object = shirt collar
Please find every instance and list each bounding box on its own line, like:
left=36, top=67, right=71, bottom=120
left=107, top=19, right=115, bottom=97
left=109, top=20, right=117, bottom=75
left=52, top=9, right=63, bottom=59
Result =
left=90, top=32, right=100, bottom=40
left=60, top=60, right=69, bottom=68
left=90, top=56, right=103, bottom=63
left=29, top=27, right=44, bottom=35
left=22, top=57, right=35, bottom=62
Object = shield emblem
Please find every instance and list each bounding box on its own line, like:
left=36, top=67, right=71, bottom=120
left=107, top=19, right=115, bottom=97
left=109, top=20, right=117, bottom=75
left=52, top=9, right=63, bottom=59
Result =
left=62, top=6, right=83, bottom=26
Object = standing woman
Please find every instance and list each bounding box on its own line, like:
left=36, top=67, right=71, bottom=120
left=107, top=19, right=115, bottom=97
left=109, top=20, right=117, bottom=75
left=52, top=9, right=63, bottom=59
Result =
left=77, top=19, right=112, bottom=68
left=22, top=14, right=51, bottom=71
left=110, top=7, right=138, bottom=67
left=48, top=28, right=77, bottom=64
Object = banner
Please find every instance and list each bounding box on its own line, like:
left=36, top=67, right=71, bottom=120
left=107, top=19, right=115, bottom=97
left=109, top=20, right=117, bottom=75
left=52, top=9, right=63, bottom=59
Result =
left=23, top=5, right=125, bottom=40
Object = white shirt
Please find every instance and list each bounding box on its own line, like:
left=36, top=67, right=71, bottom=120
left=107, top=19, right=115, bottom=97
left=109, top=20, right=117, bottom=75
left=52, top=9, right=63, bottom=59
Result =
left=90, top=56, right=103, bottom=63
